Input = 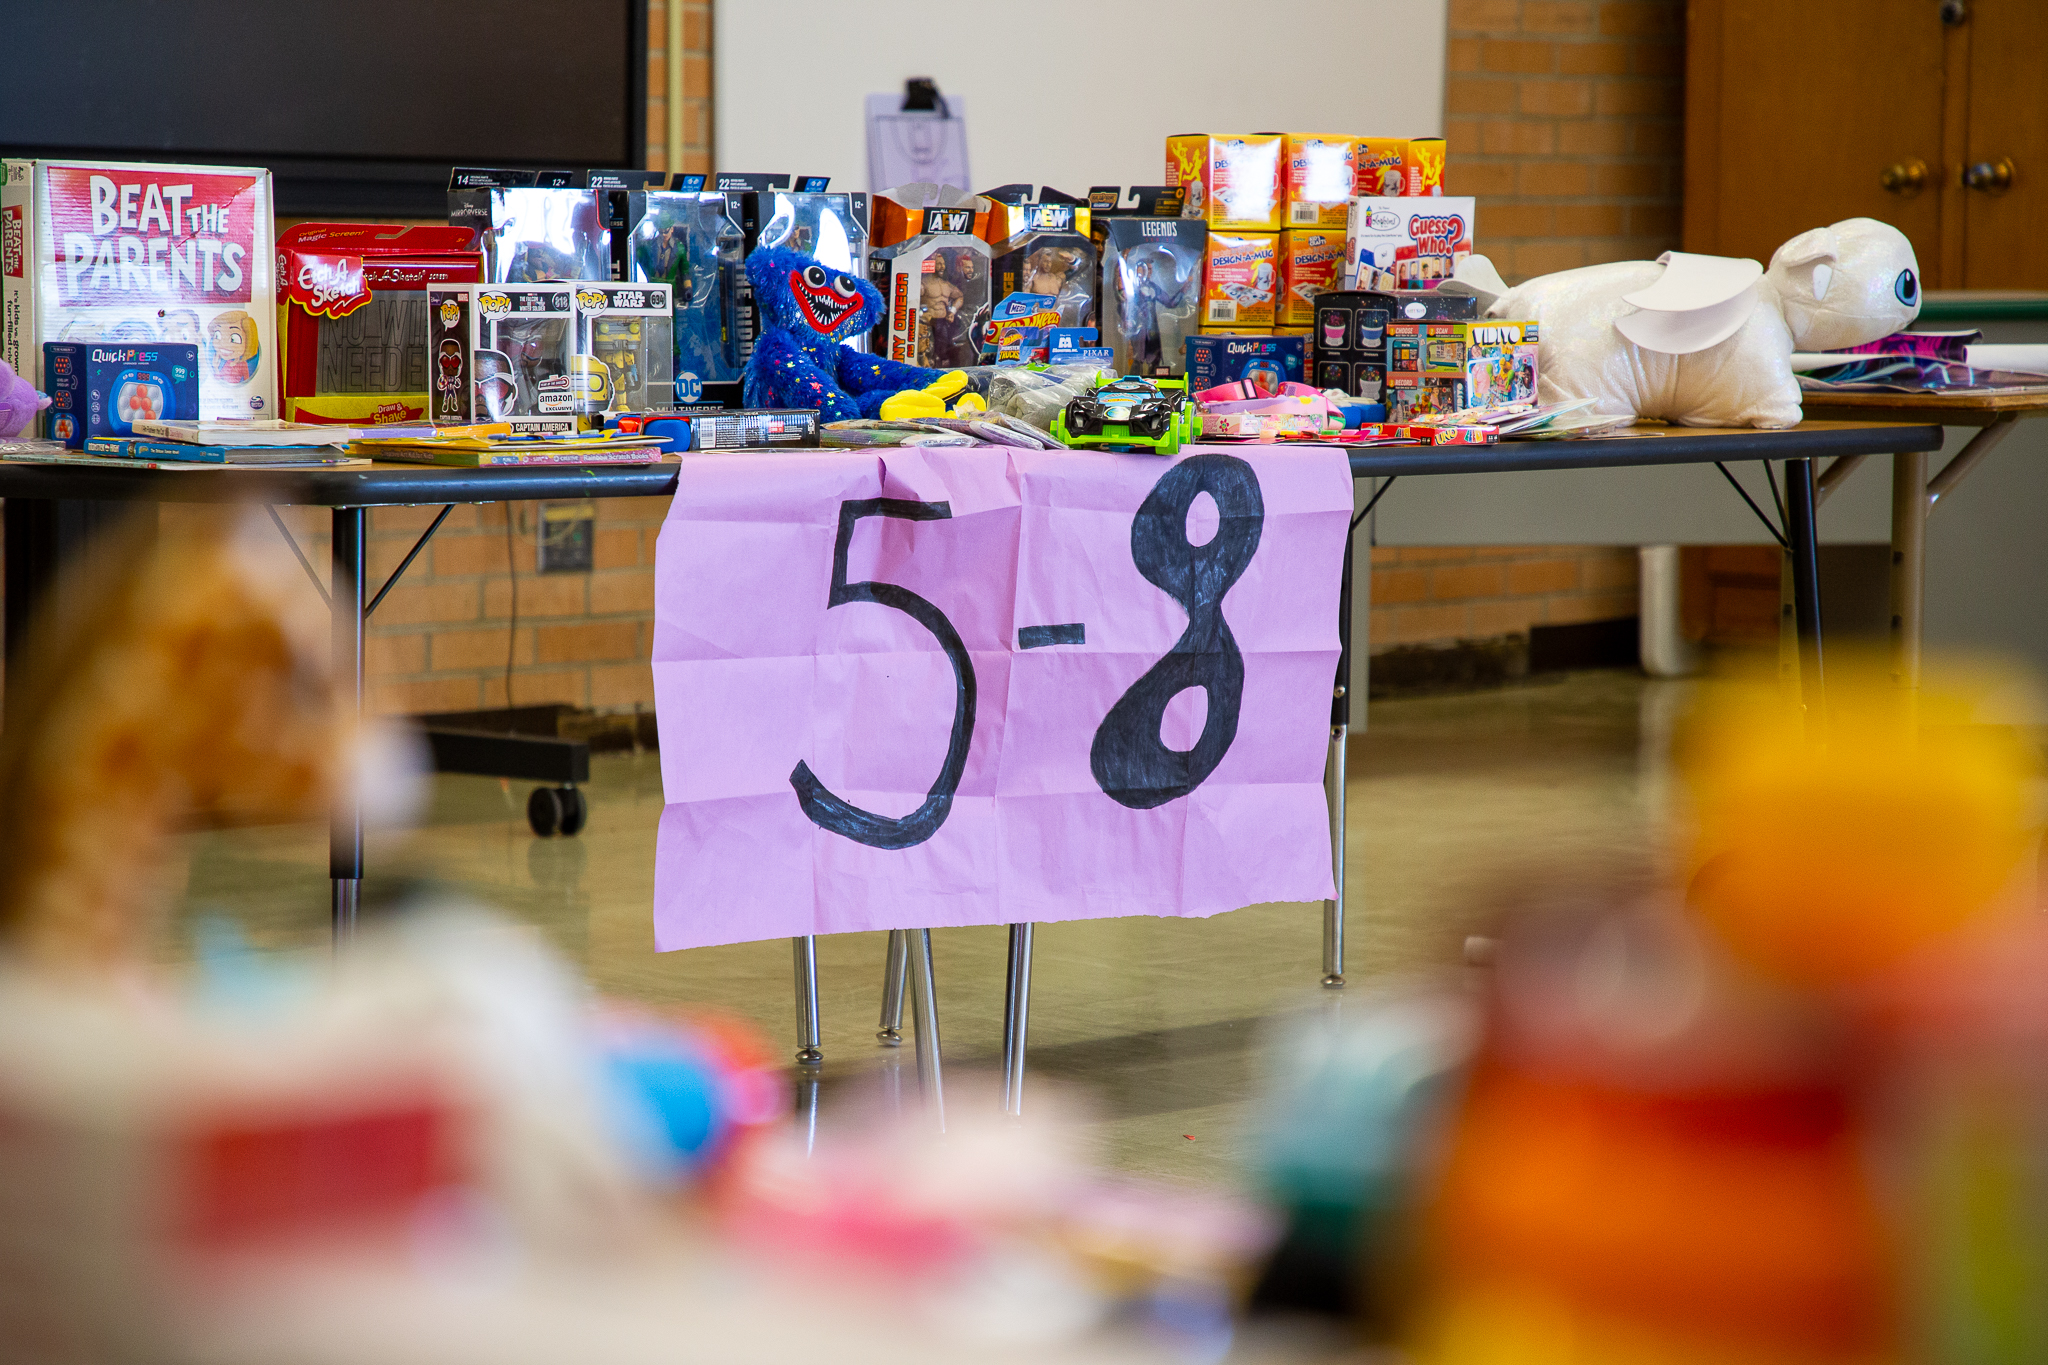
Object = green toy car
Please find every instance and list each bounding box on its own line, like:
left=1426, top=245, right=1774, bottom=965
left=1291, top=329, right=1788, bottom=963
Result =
left=1050, top=374, right=1198, bottom=454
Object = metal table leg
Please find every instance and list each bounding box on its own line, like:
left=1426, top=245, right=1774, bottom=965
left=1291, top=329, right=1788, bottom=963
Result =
left=1890, top=450, right=1927, bottom=692
left=1323, top=521, right=1355, bottom=988
left=906, top=927, right=945, bottom=1129
left=1785, top=459, right=1825, bottom=725
left=792, top=935, right=823, bottom=1065
left=331, top=507, right=366, bottom=942
left=1001, top=923, right=1033, bottom=1116
left=877, top=928, right=908, bottom=1045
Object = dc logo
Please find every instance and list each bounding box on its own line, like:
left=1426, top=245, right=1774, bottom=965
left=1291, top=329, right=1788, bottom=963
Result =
left=677, top=372, right=703, bottom=402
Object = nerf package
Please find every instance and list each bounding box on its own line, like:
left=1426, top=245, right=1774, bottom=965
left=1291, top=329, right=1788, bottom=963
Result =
left=1165, top=135, right=1285, bottom=230
left=1278, top=229, right=1345, bottom=327
left=1200, top=231, right=1278, bottom=331
left=1100, top=217, right=1204, bottom=377
left=3, top=158, right=276, bottom=420
left=867, top=206, right=991, bottom=370
left=1183, top=334, right=1305, bottom=395
left=42, top=341, right=199, bottom=447
left=691, top=407, right=821, bottom=451
left=625, top=190, right=745, bottom=405
left=1276, top=134, right=1361, bottom=229
left=449, top=170, right=609, bottom=283
left=988, top=198, right=1097, bottom=329
left=1345, top=197, right=1475, bottom=291
left=277, top=223, right=483, bottom=425
left=1310, top=290, right=1390, bottom=403
left=572, top=283, right=675, bottom=417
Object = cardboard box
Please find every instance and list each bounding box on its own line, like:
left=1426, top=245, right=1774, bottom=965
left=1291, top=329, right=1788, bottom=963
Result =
left=42, top=341, right=199, bottom=446
left=1273, top=134, right=1361, bottom=229
left=1386, top=318, right=1535, bottom=420
left=1405, top=138, right=1447, bottom=196
left=1278, top=229, right=1345, bottom=327
left=1310, top=291, right=1390, bottom=402
left=4, top=158, right=276, bottom=421
left=1165, top=135, right=1285, bottom=231
left=1344, top=197, right=1476, bottom=290
left=278, top=223, right=483, bottom=426
left=1200, top=231, right=1278, bottom=330
left=572, top=283, right=675, bottom=417
left=1353, top=139, right=1411, bottom=198
left=1183, top=333, right=1306, bottom=393
left=867, top=210, right=991, bottom=369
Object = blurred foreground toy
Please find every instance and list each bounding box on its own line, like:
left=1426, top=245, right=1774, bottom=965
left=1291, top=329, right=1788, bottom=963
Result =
left=0, top=356, right=53, bottom=439
left=1462, top=218, right=1921, bottom=428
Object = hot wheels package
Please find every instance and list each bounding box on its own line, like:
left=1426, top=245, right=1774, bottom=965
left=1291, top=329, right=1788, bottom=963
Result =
left=571, top=283, right=675, bottom=415
left=1101, top=217, right=1205, bottom=377
left=627, top=191, right=744, bottom=402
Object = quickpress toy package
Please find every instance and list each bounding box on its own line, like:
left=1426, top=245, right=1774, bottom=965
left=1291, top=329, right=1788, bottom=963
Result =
left=3, top=158, right=277, bottom=421
left=1277, top=134, right=1361, bottom=229
left=571, top=282, right=675, bottom=417
left=1200, top=231, right=1278, bottom=331
left=867, top=206, right=991, bottom=370
left=1101, top=216, right=1204, bottom=377
left=1344, top=197, right=1476, bottom=290
left=277, top=223, right=484, bottom=426
left=1310, top=290, right=1390, bottom=403
left=1183, top=334, right=1305, bottom=395
left=989, top=198, right=1097, bottom=330
left=42, top=341, right=200, bottom=447
left=1166, top=135, right=1285, bottom=231
left=1278, top=229, right=1345, bottom=327
left=626, top=190, right=745, bottom=405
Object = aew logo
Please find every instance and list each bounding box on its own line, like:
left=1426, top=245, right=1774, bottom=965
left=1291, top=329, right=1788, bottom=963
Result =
left=477, top=291, right=513, bottom=317
left=1140, top=221, right=1178, bottom=237
left=1022, top=204, right=1074, bottom=231
left=921, top=208, right=972, bottom=236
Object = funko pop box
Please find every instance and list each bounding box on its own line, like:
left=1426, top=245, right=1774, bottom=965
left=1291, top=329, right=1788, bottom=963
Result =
left=868, top=207, right=992, bottom=371
left=573, top=283, right=675, bottom=418
left=278, top=223, right=483, bottom=426
left=42, top=341, right=199, bottom=447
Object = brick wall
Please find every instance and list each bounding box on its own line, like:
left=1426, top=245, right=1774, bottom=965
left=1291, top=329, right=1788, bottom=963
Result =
left=646, top=0, right=714, bottom=177
left=1444, top=0, right=1684, bottom=283
left=1370, top=544, right=1639, bottom=651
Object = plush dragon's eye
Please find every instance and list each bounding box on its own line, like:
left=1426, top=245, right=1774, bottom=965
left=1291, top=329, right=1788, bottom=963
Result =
left=1895, top=268, right=1918, bottom=305
left=802, top=265, right=828, bottom=288
left=831, top=276, right=859, bottom=298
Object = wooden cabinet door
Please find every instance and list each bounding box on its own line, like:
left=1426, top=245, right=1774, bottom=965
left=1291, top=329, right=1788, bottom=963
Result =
left=1960, top=1, right=2048, bottom=288
left=1686, top=0, right=1948, bottom=275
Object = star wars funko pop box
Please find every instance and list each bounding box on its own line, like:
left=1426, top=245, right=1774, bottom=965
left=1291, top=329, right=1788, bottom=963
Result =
left=278, top=223, right=483, bottom=426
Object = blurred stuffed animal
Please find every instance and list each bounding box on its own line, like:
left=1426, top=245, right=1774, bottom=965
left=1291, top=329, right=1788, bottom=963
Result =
left=1458, top=219, right=1921, bottom=429
left=0, top=358, right=50, bottom=438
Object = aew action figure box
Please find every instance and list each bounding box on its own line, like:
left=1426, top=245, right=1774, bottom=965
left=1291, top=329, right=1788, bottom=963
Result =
left=4, top=158, right=276, bottom=421
left=277, top=223, right=483, bottom=425
left=868, top=205, right=991, bottom=371
left=986, top=193, right=1096, bottom=330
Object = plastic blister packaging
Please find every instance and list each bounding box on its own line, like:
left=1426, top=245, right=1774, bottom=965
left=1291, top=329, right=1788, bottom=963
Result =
left=487, top=188, right=610, bottom=284
left=1101, top=218, right=1204, bottom=377
left=629, top=192, right=744, bottom=392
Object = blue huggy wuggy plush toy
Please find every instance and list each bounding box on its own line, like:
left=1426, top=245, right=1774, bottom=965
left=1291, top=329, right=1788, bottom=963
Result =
left=742, top=245, right=975, bottom=420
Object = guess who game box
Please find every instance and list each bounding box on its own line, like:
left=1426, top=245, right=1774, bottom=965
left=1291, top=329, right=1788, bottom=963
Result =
left=278, top=224, right=483, bottom=425
left=3, top=159, right=276, bottom=420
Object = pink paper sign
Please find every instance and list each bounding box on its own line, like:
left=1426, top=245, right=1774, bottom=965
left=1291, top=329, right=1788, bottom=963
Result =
left=651, top=443, right=1352, bottom=951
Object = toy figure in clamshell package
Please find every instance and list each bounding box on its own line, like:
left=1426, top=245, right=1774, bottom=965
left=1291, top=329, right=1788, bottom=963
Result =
left=1101, top=217, right=1205, bottom=377
left=628, top=191, right=744, bottom=392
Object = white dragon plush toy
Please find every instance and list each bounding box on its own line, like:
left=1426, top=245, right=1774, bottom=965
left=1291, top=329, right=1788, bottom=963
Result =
left=1452, top=218, right=1922, bottom=429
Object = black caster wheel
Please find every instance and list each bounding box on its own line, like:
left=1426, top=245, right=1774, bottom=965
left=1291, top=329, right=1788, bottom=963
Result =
left=527, top=784, right=587, bottom=837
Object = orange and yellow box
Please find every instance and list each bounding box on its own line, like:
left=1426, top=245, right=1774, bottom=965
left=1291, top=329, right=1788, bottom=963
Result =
left=1166, top=134, right=1285, bottom=231
left=1200, top=230, right=1279, bottom=331
left=1278, top=229, right=1346, bottom=327
left=1353, top=137, right=1447, bottom=197
left=1275, top=133, right=1360, bottom=229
